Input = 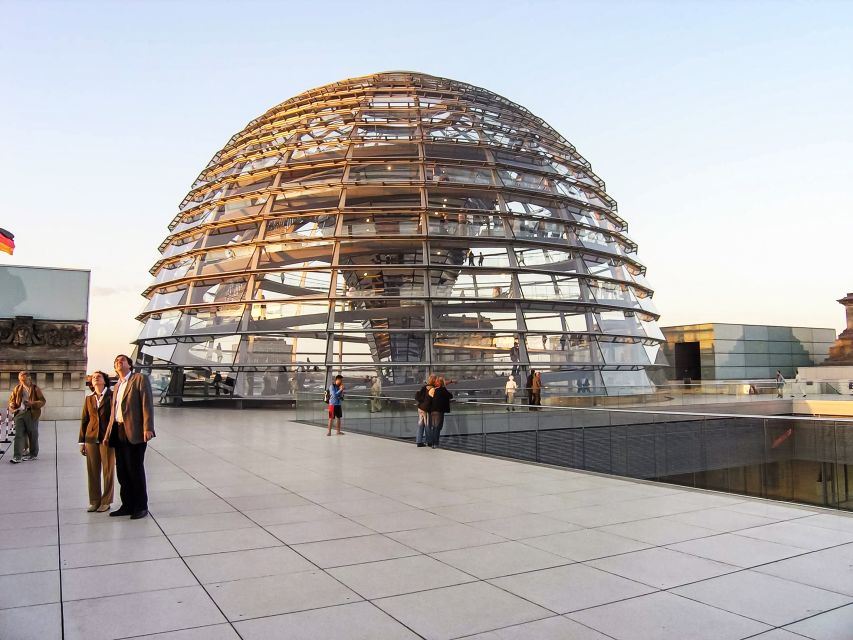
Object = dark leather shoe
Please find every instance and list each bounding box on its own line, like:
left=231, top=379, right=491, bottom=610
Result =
left=130, top=509, right=148, bottom=520
left=109, top=508, right=132, bottom=517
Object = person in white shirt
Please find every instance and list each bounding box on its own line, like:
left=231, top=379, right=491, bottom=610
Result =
left=505, top=374, right=518, bottom=411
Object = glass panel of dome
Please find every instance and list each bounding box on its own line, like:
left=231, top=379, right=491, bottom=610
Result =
left=162, top=232, right=204, bottom=259
left=153, top=256, right=197, bottom=285
left=289, top=144, right=348, bottom=163
left=189, top=279, right=247, bottom=305
left=339, top=213, right=423, bottom=237
left=138, top=311, right=180, bottom=340
left=173, top=208, right=215, bottom=233
left=346, top=163, right=420, bottom=183
left=140, top=343, right=176, bottom=363
left=337, top=269, right=426, bottom=298
left=257, top=241, right=333, bottom=269
left=343, top=187, right=421, bottom=209
left=143, top=287, right=188, bottom=313
left=597, top=310, right=646, bottom=337
left=524, top=310, right=591, bottom=332
left=272, top=189, right=341, bottom=212
left=433, top=332, right=519, bottom=364
left=423, top=144, right=488, bottom=161
left=427, top=188, right=497, bottom=212
left=339, top=241, right=424, bottom=266
left=509, top=218, right=567, bottom=243
left=503, top=197, right=565, bottom=218
left=236, top=335, right=295, bottom=365
left=172, top=335, right=241, bottom=366
left=331, top=334, right=390, bottom=363
left=517, top=273, right=582, bottom=301
left=255, top=270, right=332, bottom=300
left=514, top=247, right=573, bottom=268
left=279, top=166, right=345, bottom=188
left=352, top=142, right=418, bottom=158
left=432, top=306, right=518, bottom=330
left=204, top=224, right=258, bottom=249
left=224, top=176, right=274, bottom=198
left=247, top=301, right=329, bottom=330
left=588, top=282, right=640, bottom=309
left=598, top=339, right=651, bottom=367
left=179, top=306, right=242, bottom=334
left=497, top=169, right=556, bottom=194
left=197, top=246, right=254, bottom=276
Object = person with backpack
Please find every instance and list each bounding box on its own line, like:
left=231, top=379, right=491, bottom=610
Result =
left=414, top=374, right=435, bottom=447
left=326, top=375, right=344, bottom=436
left=429, top=377, right=453, bottom=448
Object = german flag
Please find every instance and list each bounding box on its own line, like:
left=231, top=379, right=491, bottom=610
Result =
left=0, top=228, right=14, bottom=255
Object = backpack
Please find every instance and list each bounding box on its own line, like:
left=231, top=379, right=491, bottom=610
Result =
left=323, top=386, right=331, bottom=403
left=414, top=387, right=426, bottom=404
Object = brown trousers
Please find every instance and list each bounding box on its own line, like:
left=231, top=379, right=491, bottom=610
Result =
left=84, top=442, right=116, bottom=508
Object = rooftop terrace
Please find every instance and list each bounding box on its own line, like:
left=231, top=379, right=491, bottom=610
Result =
left=1, top=409, right=852, bottom=640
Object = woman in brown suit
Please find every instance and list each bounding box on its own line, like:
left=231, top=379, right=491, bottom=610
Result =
left=78, top=371, right=115, bottom=512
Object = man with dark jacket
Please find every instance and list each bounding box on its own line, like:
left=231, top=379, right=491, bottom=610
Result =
left=526, top=369, right=535, bottom=407
left=7, top=371, right=46, bottom=463
left=104, top=354, right=155, bottom=520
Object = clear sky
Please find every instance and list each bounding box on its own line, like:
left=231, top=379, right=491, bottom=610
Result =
left=1, top=0, right=851, bottom=371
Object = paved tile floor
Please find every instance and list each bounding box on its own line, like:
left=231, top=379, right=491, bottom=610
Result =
left=1, top=408, right=852, bottom=640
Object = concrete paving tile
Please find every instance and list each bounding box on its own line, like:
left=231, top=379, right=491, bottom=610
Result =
left=323, top=496, right=413, bottom=517
left=169, top=527, right=282, bottom=556
left=293, top=533, right=418, bottom=568
left=328, top=554, right=476, bottom=599
left=468, top=513, right=581, bottom=540
left=542, top=504, right=648, bottom=528
left=724, top=500, right=817, bottom=521
left=60, top=536, right=177, bottom=568
left=666, top=507, right=779, bottom=532
left=522, top=528, right=650, bottom=561
left=235, top=601, right=420, bottom=639
left=587, top=547, right=739, bottom=589
left=59, top=519, right=162, bottom=544
left=0, top=525, right=57, bottom=550
left=63, top=585, right=225, bottom=640
left=0, top=571, right=60, bottom=609
left=265, top=517, right=375, bottom=544
left=152, top=498, right=236, bottom=518
left=156, top=511, right=257, bottom=535
left=674, top=570, right=851, bottom=626
left=119, top=624, right=241, bottom=640
left=242, top=503, right=338, bottom=526
left=598, top=517, right=718, bottom=545
left=374, top=581, right=552, bottom=640
left=227, top=492, right=312, bottom=511
left=754, top=544, right=853, bottom=596
left=0, top=510, right=55, bottom=530
left=207, top=569, right=361, bottom=620
left=567, top=591, right=770, bottom=640
left=184, top=546, right=315, bottom=584
left=489, top=563, right=655, bottom=614
left=463, top=615, right=613, bottom=639
left=668, top=532, right=808, bottom=568
left=0, top=603, right=61, bottom=640
left=350, top=508, right=456, bottom=533
left=785, top=603, right=853, bottom=640
left=430, top=501, right=528, bottom=523
left=0, top=545, right=58, bottom=575
left=61, top=558, right=198, bottom=601
left=735, top=521, right=853, bottom=551
left=387, top=522, right=505, bottom=553
left=796, top=513, right=853, bottom=534
left=432, top=541, right=570, bottom=579
left=747, top=631, right=812, bottom=640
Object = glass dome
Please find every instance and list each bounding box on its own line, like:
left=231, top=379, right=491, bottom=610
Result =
left=135, top=71, right=664, bottom=400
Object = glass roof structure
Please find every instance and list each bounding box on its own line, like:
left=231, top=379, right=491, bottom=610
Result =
left=135, top=71, right=664, bottom=399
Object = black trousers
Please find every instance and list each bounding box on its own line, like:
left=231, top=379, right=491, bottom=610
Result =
left=115, top=439, right=148, bottom=512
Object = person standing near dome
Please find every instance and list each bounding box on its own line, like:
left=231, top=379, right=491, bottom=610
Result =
left=78, top=371, right=115, bottom=512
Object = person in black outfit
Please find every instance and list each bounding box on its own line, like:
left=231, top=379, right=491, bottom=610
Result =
left=526, top=369, right=535, bottom=407
left=429, top=377, right=453, bottom=448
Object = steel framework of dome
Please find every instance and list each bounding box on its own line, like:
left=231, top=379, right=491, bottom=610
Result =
left=135, top=71, right=664, bottom=399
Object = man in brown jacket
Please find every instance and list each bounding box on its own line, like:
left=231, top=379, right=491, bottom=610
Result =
left=7, top=371, right=46, bottom=463
left=104, top=354, right=155, bottom=519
